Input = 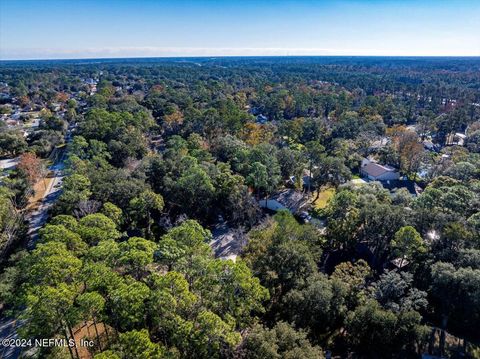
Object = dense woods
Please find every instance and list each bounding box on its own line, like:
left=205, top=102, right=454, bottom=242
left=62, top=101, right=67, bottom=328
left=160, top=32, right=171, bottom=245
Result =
left=1, top=57, right=479, bottom=358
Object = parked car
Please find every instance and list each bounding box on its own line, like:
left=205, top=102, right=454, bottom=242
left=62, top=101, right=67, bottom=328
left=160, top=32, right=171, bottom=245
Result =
left=297, top=211, right=312, bottom=223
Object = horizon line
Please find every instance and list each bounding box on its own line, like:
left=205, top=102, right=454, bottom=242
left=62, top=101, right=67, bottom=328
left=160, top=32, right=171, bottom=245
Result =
left=2, top=54, right=480, bottom=62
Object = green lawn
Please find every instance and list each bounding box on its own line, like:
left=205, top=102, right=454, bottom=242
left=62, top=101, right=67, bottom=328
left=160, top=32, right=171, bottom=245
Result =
left=313, top=187, right=336, bottom=209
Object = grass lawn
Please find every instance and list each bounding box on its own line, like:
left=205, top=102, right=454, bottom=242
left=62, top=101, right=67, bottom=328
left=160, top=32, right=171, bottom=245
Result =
left=313, top=187, right=336, bottom=210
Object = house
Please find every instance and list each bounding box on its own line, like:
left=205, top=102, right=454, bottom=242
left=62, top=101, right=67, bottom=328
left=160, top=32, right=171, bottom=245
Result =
left=287, top=172, right=312, bottom=188
left=360, top=158, right=400, bottom=181
left=446, top=132, right=466, bottom=146
left=0, top=158, right=19, bottom=171
left=258, top=199, right=288, bottom=212
left=0, top=157, right=19, bottom=179
left=258, top=189, right=310, bottom=214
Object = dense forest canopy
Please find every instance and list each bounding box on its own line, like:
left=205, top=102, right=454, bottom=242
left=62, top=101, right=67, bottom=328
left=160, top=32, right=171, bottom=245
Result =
left=0, top=57, right=479, bottom=359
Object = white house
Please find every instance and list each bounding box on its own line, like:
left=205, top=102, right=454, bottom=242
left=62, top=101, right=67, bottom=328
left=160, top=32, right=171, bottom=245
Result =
left=0, top=157, right=19, bottom=179
left=446, top=132, right=467, bottom=146
left=360, top=158, right=400, bottom=181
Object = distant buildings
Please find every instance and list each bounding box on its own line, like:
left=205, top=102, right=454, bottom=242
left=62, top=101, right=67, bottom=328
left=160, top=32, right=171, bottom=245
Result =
left=83, top=78, right=98, bottom=95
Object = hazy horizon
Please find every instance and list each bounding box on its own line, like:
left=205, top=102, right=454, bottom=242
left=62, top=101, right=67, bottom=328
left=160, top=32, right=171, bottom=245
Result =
left=1, top=0, right=479, bottom=60
left=2, top=55, right=480, bottom=63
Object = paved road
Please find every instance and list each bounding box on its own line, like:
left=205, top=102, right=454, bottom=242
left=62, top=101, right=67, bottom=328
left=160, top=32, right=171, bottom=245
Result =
left=0, top=317, right=24, bottom=359
left=26, top=149, right=66, bottom=248
left=0, top=125, right=73, bottom=359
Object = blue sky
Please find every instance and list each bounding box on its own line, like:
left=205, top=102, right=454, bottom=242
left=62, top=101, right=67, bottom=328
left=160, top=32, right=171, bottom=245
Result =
left=1, top=0, right=479, bottom=59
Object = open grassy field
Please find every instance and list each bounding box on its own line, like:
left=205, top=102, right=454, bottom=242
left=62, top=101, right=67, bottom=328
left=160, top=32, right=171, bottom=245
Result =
left=313, top=187, right=336, bottom=209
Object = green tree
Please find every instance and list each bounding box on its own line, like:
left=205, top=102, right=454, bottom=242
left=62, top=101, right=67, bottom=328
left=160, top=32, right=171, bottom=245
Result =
left=282, top=274, right=347, bottom=337
left=116, top=329, right=170, bottom=359
left=129, top=190, right=164, bottom=238
left=430, top=262, right=480, bottom=340
left=0, top=131, right=28, bottom=156
left=0, top=187, right=22, bottom=254
left=101, top=202, right=123, bottom=227
left=191, top=310, right=241, bottom=359
left=324, top=190, right=360, bottom=251
left=21, top=283, right=81, bottom=359
left=253, top=239, right=318, bottom=303
left=78, top=213, right=120, bottom=245
left=77, top=291, right=107, bottom=349
left=86, top=238, right=119, bottom=265
left=331, top=260, right=371, bottom=308
left=80, top=262, right=123, bottom=296
left=94, top=351, right=120, bottom=359
left=50, top=214, right=78, bottom=231
left=242, top=321, right=324, bottom=359
left=25, top=241, right=82, bottom=286
left=119, top=237, right=157, bottom=279
left=148, top=272, right=197, bottom=349
left=109, top=277, right=150, bottom=331
left=304, top=141, right=325, bottom=193
left=246, top=162, right=268, bottom=201
left=196, top=259, right=269, bottom=327
left=157, top=220, right=212, bottom=273
left=346, top=300, right=427, bottom=357
left=56, top=174, right=92, bottom=214
left=391, top=226, right=427, bottom=267
left=39, top=224, right=88, bottom=256
left=370, top=271, right=428, bottom=313
left=175, top=164, right=215, bottom=221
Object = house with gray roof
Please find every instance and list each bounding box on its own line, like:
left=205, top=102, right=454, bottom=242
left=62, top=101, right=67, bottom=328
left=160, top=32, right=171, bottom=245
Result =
left=360, top=158, right=400, bottom=181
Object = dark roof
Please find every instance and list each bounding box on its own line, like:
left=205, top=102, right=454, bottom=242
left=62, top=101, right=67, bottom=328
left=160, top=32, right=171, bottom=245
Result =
left=269, top=189, right=310, bottom=214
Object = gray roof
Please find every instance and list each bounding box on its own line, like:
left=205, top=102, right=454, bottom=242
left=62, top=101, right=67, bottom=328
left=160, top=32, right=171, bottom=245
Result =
left=362, top=162, right=395, bottom=177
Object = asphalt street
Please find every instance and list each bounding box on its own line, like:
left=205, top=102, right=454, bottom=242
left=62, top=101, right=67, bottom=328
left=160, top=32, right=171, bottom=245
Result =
left=0, top=125, right=73, bottom=359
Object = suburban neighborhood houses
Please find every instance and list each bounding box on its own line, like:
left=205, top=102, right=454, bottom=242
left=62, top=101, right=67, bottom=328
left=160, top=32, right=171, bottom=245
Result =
left=2, top=0, right=480, bottom=356
left=0, top=56, right=479, bottom=359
